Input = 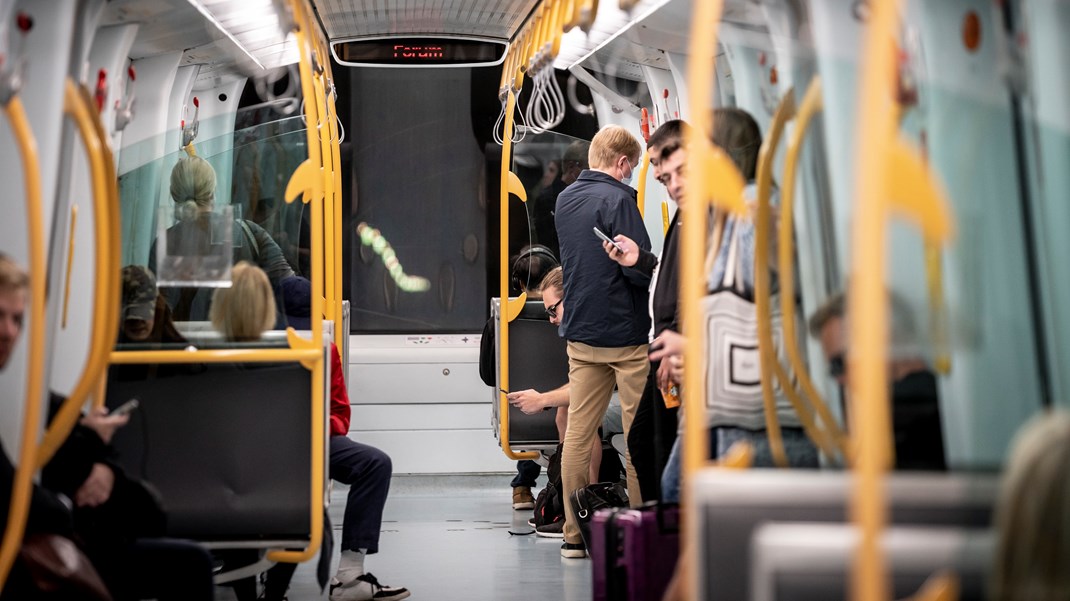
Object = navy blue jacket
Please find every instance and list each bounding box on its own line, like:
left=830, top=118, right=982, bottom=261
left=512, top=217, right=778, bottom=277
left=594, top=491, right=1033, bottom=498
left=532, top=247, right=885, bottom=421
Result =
left=555, top=170, right=652, bottom=347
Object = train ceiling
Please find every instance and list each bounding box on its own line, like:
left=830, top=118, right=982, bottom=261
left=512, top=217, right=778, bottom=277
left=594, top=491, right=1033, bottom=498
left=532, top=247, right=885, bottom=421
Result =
left=311, top=0, right=542, bottom=41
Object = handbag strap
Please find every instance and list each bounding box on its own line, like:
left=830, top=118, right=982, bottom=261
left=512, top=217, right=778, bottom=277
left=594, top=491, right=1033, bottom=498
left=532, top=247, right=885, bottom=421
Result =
left=720, top=220, right=744, bottom=293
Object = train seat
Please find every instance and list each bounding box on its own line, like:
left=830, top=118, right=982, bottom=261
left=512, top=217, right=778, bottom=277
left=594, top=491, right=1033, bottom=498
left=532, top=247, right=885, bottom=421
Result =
left=750, top=523, right=994, bottom=601
left=693, top=469, right=998, bottom=600
left=490, top=299, right=567, bottom=453
left=106, top=338, right=327, bottom=546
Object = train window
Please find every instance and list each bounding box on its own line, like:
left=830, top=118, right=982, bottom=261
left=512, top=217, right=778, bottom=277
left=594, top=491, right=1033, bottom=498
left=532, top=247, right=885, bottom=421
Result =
left=345, top=68, right=488, bottom=333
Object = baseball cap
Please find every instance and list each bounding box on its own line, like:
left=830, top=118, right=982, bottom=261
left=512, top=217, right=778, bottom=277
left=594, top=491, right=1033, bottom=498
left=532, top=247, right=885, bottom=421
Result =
left=121, top=265, right=157, bottom=322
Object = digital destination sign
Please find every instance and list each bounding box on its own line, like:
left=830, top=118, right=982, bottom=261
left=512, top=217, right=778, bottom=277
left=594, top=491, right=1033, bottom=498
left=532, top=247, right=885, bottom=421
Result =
left=332, top=38, right=507, bottom=67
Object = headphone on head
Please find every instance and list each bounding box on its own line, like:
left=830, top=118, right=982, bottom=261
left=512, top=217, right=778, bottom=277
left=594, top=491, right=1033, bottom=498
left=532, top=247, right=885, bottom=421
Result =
left=511, top=245, right=559, bottom=293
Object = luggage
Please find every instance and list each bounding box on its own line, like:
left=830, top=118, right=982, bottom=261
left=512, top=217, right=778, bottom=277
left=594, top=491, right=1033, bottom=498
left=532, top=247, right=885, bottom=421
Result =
left=569, top=482, right=629, bottom=552
left=591, top=503, right=680, bottom=601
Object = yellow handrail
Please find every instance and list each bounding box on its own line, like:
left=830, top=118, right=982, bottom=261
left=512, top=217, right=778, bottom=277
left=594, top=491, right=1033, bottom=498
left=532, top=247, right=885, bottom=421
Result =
left=110, top=348, right=323, bottom=364
left=776, top=78, right=851, bottom=462
left=679, top=1, right=746, bottom=600
left=497, top=88, right=538, bottom=461
left=0, top=95, right=48, bottom=591
left=37, top=80, right=120, bottom=469
left=850, top=0, right=954, bottom=599
left=263, top=0, right=326, bottom=564
left=925, top=243, right=950, bottom=375
left=753, top=90, right=796, bottom=468
left=636, top=150, right=648, bottom=218
left=61, top=204, right=76, bottom=328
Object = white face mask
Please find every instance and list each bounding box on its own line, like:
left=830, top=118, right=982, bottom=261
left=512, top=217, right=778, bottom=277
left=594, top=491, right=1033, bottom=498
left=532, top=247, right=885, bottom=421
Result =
left=620, top=162, right=634, bottom=186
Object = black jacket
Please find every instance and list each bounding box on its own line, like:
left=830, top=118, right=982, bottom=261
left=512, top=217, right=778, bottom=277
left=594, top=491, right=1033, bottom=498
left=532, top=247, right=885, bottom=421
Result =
left=555, top=170, right=652, bottom=347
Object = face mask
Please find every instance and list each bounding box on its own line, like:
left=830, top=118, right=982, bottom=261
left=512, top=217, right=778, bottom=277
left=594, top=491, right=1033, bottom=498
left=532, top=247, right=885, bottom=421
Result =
left=620, top=163, right=634, bottom=186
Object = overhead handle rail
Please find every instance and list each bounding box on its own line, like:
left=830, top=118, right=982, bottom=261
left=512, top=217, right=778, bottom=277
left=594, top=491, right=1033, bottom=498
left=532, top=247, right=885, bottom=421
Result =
left=770, top=78, right=851, bottom=463
left=0, top=59, right=48, bottom=590
left=849, top=0, right=956, bottom=599
left=37, top=79, right=121, bottom=468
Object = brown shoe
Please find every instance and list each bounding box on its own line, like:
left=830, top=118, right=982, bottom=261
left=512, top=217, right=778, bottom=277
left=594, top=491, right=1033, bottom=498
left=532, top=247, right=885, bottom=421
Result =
left=512, top=486, right=535, bottom=510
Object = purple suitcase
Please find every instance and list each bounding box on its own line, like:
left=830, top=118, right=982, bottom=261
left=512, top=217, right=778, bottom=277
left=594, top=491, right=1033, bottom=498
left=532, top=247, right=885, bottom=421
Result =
left=592, top=504, right=680, bottom=601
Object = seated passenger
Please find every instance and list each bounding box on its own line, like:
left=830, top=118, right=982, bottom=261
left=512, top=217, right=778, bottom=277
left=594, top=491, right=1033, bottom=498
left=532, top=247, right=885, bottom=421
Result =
left=807, top=291, right=946, bottom=470
left=0, top=255, right=214, bottom=601
left=277, top=275, right=410, bottom=601
left=112, top=265, right=192, bottom=382
left=211, top=268, right=409, bottom=601
left=991, top=410, right=1070, bottom=600
left=477, top=244, right=561, bottom=512
left=149, top=151, right=294, bottom=321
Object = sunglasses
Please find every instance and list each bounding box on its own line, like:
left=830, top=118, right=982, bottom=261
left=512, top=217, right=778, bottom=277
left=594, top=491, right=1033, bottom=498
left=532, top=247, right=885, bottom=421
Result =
left=829, top=353, right=846, bottom=379
left=546, top=298, right=563, bottom=319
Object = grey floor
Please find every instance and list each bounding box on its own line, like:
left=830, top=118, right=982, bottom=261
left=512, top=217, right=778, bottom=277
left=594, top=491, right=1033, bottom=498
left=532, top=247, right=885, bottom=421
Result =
left=217, top=474, right=592, bottom=601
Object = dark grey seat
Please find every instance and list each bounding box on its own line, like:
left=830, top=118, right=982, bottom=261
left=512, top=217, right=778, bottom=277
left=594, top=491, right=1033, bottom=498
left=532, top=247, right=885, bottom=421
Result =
left=750, top=523, right=993, bottom=601
left=491, top=298, right=567, bottom=451
left=107, top=345, right=322, bottom=544
left=693, top=469, right=998, bottom=600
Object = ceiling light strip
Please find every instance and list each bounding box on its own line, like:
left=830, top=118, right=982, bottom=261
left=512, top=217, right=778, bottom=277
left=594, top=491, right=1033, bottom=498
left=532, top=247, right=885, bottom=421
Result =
left=186, top=0, right=266, bottom=70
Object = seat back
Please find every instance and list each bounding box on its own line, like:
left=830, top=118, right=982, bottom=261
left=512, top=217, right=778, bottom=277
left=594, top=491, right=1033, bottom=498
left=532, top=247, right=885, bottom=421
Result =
left=750, top=523, right=993, bottom=601
left=490, top=298, right=567, bottom=450
left=107, top=356, right=316, bottom=543
left=693, top=469, right=998, bottom=600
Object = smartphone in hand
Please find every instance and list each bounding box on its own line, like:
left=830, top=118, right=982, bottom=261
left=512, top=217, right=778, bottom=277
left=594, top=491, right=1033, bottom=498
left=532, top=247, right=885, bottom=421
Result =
left=593, top=226, right=624, bottom=254
left=110, top=398, right=139, bottom=417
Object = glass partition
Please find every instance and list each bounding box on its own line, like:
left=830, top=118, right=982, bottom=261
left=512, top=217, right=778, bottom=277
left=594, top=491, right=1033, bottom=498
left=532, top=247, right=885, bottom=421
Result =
left=116, top=101, right=310, bottom=350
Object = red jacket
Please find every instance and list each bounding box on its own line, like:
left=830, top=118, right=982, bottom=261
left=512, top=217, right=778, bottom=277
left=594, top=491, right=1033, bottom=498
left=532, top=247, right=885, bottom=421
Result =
left=329, top=343, right=351, bottom=436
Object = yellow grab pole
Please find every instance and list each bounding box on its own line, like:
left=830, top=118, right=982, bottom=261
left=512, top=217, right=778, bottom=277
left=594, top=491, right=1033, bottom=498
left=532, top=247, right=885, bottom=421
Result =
left=265, top=0, right=326, bottom=564
left=753, top=90, right=796, bottom=468
left=776, top=78, right=851, bottom=462
left=850, top=0, right=901, bottom=598
left=0, top=96, right=48, bottom=590
left=61, top=204, right=77, bottom=328
left=498, top=89, right=538, bottom=461
left=37, top=80, right=120, bottom=469
left=636, top=150, right=648, bottom=218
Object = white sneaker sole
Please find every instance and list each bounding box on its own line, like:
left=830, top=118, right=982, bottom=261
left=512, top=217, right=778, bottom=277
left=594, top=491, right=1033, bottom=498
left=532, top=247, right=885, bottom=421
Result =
left=536, top=529, right=564, bottom=539
left=560, top=548, right=587, bottom=559
left=513, top=501, right=534, bottom=510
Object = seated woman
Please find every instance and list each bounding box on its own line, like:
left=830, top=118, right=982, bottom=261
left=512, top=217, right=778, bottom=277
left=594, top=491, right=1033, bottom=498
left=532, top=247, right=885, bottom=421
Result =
left=991, top=410, right=1070, bottom=600
left=149, top=151, right=294, bottom=321
left=211, top=266, right=409, bottom=601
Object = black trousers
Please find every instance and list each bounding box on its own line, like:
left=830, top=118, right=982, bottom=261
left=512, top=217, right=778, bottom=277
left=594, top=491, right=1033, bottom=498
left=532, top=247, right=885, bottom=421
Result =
left=626, top=361, right=679, bottom=503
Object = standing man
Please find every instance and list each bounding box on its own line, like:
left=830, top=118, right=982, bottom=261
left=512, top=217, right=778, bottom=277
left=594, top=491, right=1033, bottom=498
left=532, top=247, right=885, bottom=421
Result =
left=554, top=125, right=650, bottom=558
left=603, top=120, right=689, bottom=502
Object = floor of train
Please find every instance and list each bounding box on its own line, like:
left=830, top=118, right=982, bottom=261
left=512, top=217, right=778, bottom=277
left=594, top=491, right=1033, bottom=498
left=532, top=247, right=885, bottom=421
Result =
left=216, top=474, right=590, bottom=601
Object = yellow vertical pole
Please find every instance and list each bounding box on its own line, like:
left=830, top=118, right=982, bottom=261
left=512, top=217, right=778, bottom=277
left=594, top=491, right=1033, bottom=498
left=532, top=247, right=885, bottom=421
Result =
left=850, top=0, right=901, bottom=598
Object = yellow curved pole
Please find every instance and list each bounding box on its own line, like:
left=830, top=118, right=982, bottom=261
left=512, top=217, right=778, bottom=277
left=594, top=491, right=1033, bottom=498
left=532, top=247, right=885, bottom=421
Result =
left=776, top=78, right=851, bottom=462
left=753, top=89, right=797, bottom=468
left=497, top=89, right=538, bottom=461
left=563, top=0, right=582, bottom=32
left=265, top=0, right=326, bottom=564
left=579, top=0, right=600, bottom=32
left=925, top=243, right=950, bottom=375
left=110, top=348, right=323, bottom=364
left=636, top=150, right=648, bottom=218
left=37, top=80, right=120, bottom=469
left=0, top=96, right=48, bottom=591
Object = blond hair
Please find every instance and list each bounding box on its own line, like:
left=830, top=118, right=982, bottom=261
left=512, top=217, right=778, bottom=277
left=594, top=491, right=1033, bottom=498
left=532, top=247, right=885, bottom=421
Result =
left=0, top=254, right=28, bottom=295
left=991, top=411, right=1070, bottom=601
left=210, top=261, right=276, bottom=342
left=588, top=125, right=642, bottom=170
left=538, top=266, right=563, bottom=297
left=170, top=155, right=217, bottom=221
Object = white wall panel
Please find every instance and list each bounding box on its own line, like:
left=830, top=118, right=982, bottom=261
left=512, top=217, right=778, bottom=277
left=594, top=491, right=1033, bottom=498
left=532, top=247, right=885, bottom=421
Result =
left=350, top=403, right=492, bottom=432
left=349, top=429, right=517, bottom=474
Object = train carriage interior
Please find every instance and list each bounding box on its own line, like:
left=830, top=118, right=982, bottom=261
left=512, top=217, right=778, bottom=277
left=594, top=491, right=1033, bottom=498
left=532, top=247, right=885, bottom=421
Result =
left=1, top=0, right=1069, bottom=599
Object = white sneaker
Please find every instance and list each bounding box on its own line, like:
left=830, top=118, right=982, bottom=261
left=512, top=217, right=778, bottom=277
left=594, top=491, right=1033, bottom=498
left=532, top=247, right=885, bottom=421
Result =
left=328, top=573, right=410, bottom=601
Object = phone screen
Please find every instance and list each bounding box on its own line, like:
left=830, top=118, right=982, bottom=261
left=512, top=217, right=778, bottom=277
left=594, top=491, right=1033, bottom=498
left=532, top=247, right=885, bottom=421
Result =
left=593, top=227, right=624, bottom=252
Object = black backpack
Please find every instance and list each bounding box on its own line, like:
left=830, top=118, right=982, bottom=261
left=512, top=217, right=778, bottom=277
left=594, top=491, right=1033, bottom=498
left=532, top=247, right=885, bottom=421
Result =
left=532, top=444, right=565, bottom=528
left=478, top=318, right=495, bottom=387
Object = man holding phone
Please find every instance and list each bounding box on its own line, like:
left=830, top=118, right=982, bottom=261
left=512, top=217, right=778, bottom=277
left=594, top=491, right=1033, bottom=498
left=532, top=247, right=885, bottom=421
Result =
left=554, top=125, right=652, bottom=558
left=602, top=120, right=689, bottom=503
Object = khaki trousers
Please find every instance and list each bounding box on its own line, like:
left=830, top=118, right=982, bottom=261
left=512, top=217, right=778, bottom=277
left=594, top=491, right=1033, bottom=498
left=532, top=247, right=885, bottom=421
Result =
left=561, top=341, right=649, bottom=544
